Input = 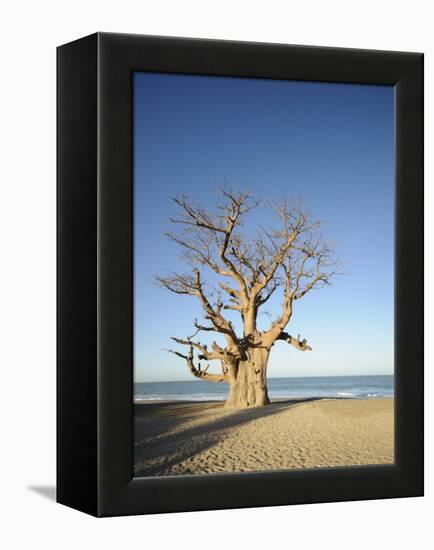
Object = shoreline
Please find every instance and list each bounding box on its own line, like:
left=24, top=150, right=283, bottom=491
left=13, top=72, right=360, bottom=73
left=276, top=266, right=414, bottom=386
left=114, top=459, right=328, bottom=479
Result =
left=134, top=397, right=394, bottom=477
left=134, top=395, right=394, bottom=404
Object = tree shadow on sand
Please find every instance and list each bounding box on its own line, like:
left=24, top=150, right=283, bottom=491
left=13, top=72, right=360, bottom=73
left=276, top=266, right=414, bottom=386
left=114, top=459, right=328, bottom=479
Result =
left=134, top=398, right=323, bottom=477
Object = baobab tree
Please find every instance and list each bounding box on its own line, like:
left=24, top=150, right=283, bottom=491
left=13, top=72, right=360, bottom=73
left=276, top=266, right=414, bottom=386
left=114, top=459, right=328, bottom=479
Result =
left=156, top=188, right=339, bottom=408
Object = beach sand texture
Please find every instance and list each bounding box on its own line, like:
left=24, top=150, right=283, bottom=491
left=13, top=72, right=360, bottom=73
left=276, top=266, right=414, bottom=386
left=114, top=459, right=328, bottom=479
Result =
left=134, top=398, right=394, bottom=477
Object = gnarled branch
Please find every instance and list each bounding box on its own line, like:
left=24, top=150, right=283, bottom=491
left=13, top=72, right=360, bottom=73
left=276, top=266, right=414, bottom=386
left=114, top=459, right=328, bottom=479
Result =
left=276, top=331, right=312, bottom=352
left=156, top=187, right=340, bottom=363
left=167, top=345, right=229, bottom=383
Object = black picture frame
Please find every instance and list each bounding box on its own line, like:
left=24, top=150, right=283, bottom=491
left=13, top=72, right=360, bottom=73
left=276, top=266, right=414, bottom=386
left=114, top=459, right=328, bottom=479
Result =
left=57, top=32, right=424, bottom=517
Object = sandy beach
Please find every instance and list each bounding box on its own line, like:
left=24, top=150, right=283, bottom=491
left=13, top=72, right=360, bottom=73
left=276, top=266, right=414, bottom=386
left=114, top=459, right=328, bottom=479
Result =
left=134, top=398, right=394, bottom=476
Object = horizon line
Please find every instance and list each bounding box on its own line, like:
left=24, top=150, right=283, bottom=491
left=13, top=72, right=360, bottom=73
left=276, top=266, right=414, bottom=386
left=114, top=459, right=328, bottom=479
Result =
left=135, top=372, right=394, bottom=384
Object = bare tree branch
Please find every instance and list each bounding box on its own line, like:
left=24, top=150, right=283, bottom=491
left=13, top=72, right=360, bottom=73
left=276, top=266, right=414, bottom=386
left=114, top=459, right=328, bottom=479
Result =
left=166, top=345, right=228, bottom=383
left=275, top=331, right=312, bottom=352
left=156, top=187, right=340, bottom=369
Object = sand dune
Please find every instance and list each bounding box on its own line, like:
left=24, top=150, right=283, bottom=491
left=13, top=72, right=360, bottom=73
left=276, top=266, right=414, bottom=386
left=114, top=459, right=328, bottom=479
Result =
left=134, top=398, right=394, bottom=477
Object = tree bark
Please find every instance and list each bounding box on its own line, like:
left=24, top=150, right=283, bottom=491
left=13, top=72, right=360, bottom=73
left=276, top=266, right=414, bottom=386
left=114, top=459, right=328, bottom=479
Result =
left=225, top=347, right=270, bottom=408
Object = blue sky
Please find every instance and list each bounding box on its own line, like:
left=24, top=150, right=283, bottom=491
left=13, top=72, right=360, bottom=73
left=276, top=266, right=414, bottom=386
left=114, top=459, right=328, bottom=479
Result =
left=133, top=72, right=394, bottom=382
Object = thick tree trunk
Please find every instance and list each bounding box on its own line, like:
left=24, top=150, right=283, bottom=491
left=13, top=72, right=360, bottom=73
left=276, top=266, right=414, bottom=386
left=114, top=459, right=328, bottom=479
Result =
left=225, top=347, right=270, bottom=408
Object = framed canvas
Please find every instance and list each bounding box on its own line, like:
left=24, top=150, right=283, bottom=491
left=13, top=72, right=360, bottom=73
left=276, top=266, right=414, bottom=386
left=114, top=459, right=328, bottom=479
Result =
left=57, top=32, right=424, bottom=517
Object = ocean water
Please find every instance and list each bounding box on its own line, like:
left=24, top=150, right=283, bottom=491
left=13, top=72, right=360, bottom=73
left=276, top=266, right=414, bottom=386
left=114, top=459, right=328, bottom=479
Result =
left=134, top=375, right=394, bottom=402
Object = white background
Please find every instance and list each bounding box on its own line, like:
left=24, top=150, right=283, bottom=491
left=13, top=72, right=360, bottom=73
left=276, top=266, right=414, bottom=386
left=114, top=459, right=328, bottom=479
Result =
left=0, top=1, right=432, bottom=548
